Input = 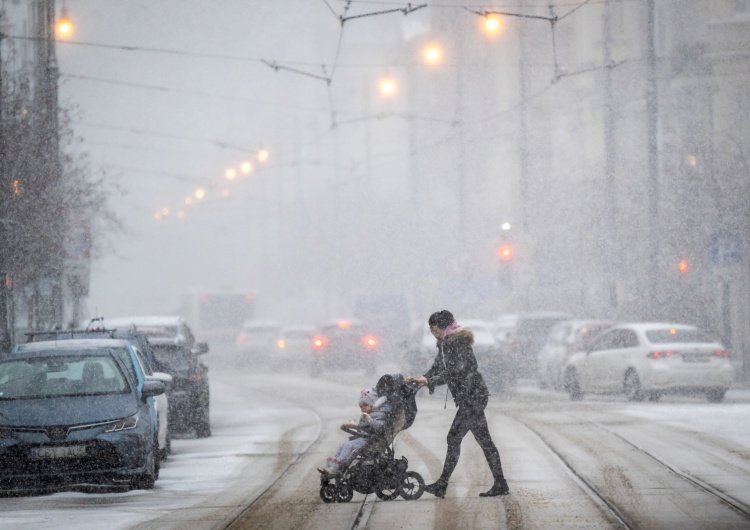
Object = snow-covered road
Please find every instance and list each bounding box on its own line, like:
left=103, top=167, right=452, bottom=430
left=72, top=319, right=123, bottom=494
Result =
left=2, top=362, right=750, bottom=529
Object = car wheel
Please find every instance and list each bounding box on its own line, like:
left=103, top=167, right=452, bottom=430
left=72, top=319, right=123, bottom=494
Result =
left=624, top=370, right=644, bottom=402
left=564, top=369, right=583, bottom=401
left=706, top=389, right=726, bottom=403
left=194, top=403, right=211, bottom=438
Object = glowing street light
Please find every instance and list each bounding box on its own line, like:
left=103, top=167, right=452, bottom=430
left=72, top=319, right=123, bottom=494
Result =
left=241, top=161, right=253, bottom=174
left=258, top=149, right=269, bottom=162
left=194, top=188, right=205, bottom=200
left=56, top=7, right=73, bottom=38
left=423, top=45, right=442, bottom=65
left=379, top=77, right=397, bottom=97
left=483, top=14, right=503, bottom=35
left=185, top=196, right=193, bottom=205
left=225, top=168, right=237, bottom=180
left=160, top=207, right=169, bottom=217
left=177, top=210, right=185, bottom=219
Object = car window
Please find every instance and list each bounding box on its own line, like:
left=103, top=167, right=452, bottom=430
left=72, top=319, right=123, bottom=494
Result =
left=132, top=346, right=153, bottom=376
left=0, top=355, right=130, bottom=399
left=645, top=328, right=715, bottom=344
left=611, top=330, right=639, bottom=348
left=590, top=330, right=617, bottom=351
left=151, top=344, right=194, bottom=372
left=109, top=347, right=137, bottom=382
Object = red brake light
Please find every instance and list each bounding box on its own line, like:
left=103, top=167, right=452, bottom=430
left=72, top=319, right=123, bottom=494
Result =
left=647, top=351, right=675, bottom=359
left=313, top=337, right=326, bottom=349
left=364, top=336, right=377, bottom=348
left=238, top=333, right=249, bottom=343
left=715, top=350, right=730, bottom=358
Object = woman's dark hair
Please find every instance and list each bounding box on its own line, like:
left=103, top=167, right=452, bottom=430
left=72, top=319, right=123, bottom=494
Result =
left=428, top=310, right=455, bottom=330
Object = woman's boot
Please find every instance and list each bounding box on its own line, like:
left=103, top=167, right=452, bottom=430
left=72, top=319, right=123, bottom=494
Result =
left=479, top=478, right=509, bottom=497
left=424, top=478, right=448, bottom=498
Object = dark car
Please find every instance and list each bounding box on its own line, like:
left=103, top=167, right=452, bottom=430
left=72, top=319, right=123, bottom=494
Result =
left=0, top=345, right=165, bottom=492
left=98, top=317, right=210, bottom=438
left=500, top=312, right=574, bottom=385
left=311, top=320, right=379, bottom=376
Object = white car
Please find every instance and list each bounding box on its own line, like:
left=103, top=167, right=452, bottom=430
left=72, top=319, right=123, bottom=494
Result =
left=563, top=323, right=734, bottom=402
left=537, top=320, right=616, bottom=390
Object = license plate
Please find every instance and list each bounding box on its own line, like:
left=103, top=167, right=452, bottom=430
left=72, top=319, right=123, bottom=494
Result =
left=683, top=353, right=710, bottom=363
left=32, top=445, right=87, bottom=460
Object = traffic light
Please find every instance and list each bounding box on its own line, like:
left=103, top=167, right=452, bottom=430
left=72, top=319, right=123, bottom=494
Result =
left=497, top=244, right=514, bottom=289
left=497, top=244, right=513, bottom=262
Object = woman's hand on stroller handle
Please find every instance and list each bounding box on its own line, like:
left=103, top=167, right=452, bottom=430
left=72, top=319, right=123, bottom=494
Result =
left=340, top=422, right=358, bottom=431
left=406, top=376, right=428, bottom=388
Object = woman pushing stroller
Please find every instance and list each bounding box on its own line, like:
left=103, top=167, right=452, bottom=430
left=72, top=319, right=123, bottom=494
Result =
left=319, top=387, right=391, bottom=475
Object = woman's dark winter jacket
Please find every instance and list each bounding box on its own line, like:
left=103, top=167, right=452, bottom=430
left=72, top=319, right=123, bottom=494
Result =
left=423, top=327, right=489, bottom=407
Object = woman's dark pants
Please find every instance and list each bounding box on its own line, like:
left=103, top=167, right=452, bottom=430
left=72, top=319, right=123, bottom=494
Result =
left=439, top=395, right=505, bottom=483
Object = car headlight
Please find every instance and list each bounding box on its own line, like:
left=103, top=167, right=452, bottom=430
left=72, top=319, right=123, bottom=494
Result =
left=104, top=414, right=139, bottom=432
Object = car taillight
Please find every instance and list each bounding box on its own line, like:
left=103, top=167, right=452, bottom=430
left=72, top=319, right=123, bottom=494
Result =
left=313, top=337, right=326, bottom=349
left=647, top=351, right=677, bottom=359
left=190, top=372, right=202, bottom=383
left=238, top=333, right=249, bottom=343
left=715, top=350, right=730, bottom=358
left=364, top=336, right=377, bottom=348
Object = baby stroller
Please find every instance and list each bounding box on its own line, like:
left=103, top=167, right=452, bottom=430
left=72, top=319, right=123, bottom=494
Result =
left=319, top=374, right=425, bottom=503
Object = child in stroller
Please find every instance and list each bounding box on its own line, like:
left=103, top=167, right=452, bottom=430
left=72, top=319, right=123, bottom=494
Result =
left=318, top=374, right=425, bottom=503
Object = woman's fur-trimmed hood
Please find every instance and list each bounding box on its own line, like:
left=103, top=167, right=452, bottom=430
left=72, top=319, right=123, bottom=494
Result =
left=444, top=327, right=474, bottom=345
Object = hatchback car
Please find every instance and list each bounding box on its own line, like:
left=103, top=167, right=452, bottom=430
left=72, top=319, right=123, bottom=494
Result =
left=563, top=323, right=735, bottom=402
left=0, top=345, right=165, bottom=492
left=537, top=320, right=616, bottom=390
left=311, top=320, right=379, bottom=376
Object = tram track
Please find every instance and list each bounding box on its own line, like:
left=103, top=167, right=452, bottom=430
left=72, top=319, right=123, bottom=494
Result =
left=574, top=415, right=750, bottom=522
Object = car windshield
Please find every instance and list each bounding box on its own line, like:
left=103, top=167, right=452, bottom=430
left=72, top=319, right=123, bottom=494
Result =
left=0, top=355, right=130, bottom=399
left=646, top=329, right=715, bottom=344
left=151, top=344, right=194, bottom=371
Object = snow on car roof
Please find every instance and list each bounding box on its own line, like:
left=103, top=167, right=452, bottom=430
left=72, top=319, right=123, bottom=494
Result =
left=100, top=316, right=183, bottom=328
left=16, top=338, right=130, bottom=351
left=619, top=322, right=697, bottom=331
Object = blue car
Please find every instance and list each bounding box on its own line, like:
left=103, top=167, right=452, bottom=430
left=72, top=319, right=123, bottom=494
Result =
left=0, top=341, right=165, bottom=492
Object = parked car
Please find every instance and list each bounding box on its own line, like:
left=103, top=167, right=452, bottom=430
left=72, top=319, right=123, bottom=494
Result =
left=99, top=317, right=210, bottom=438
left=563, top=323, right=735, bottom=402
left=25, top=330, right=172, bottom=460
left=0, top=342, right=165, bottom=491
left=537, top=320, right=616, bottom=390
left=235, top=320, right=282, bottom=364
left=500, top=311, right=574, bottom=384
left=311, top=320, right=379, bottom=376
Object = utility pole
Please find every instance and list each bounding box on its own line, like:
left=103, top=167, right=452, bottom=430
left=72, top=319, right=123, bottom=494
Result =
left=603, top=3, right=619, bottom=316
left=645, top=0, right=660, bottom=319
left=516, top=0, right=531, bottom=311
left=29, top=0, right=64, bottom=329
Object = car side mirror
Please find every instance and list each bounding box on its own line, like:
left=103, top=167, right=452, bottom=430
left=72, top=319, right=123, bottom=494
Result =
left=141, top=380, right=166, bottom=401
left=150, top=372, right=173, bottom=385
left=196, top=342, right=209, bottom=354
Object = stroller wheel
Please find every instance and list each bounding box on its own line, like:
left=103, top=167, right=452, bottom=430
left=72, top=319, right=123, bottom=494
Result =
left=320, top=484, right=336, bottom=503
left=335, top=482, right=353, bottom=503
left=375, top=481, right=400, bottom=501
left=399, top=471, right=425, bottom=500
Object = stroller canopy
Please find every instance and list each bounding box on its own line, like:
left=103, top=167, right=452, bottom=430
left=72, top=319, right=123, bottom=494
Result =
left=376, top=373, right=418, bottom=432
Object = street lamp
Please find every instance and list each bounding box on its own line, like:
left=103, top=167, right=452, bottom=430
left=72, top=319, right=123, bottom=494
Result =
left=194, top=188, right=206, bottom=200
left=378, top=77, right=397, bottom=97
left=241, top=161, right=253, bottom=174
left=258, top=149, right=269, bottom=162
left=56, top=6, right=73, bottom=38
left=483, top=14, right=503, bottom=35
left=422, top=44, right=442, bottom=65
left=225, top=168, right=237, bottom=180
